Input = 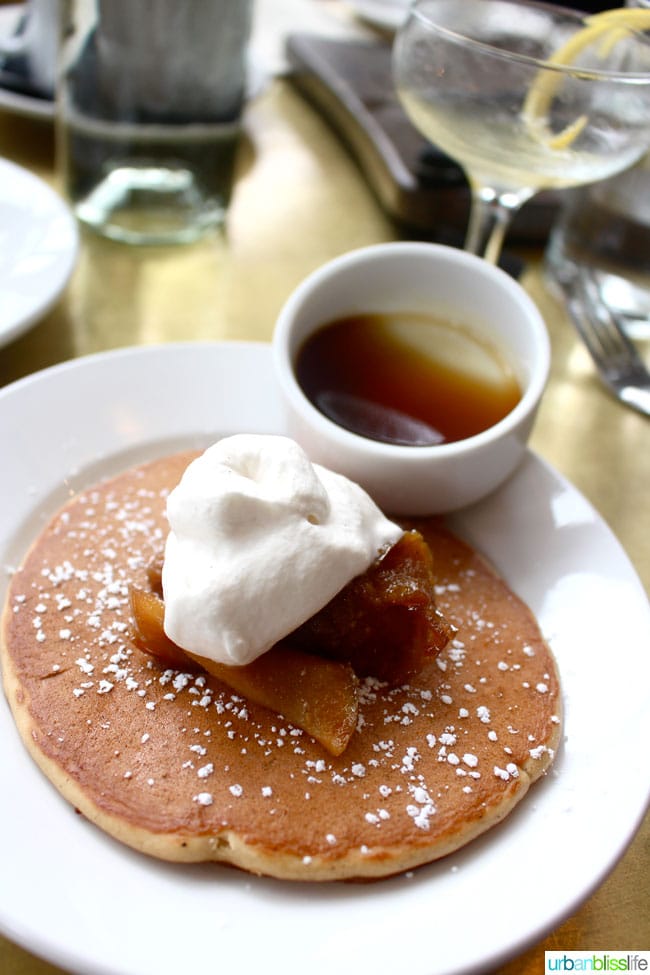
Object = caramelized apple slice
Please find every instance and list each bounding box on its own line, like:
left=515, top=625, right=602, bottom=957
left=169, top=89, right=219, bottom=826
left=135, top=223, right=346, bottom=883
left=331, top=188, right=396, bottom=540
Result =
left=286, top=531, right=453, bottom=684
left=190, top=645, right=358, bottom=758
left=130, top=586, right=194, bottom=669
left=130, top=588, right=359, bottom=756
left=146, top=553, right=164, bottom=596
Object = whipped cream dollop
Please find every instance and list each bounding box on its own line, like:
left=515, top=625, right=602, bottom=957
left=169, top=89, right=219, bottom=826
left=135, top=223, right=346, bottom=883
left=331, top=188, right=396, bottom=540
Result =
left=162, top=434, right=403, bottom=666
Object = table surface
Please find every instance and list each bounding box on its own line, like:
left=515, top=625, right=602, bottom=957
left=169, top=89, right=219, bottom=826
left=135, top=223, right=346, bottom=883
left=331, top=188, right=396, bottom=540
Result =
left=0, top=41, right=648, bottom=975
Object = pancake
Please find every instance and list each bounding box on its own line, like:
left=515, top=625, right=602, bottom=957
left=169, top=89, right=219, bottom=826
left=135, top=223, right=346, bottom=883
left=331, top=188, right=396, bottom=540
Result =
left=1, top=449, right=562, bottom=881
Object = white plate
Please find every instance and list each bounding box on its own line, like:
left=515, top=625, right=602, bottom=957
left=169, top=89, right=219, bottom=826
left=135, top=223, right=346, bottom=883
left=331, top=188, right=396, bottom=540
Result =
left=0, top=0, right=354, bottom=118
left=0, top=157, right=78, bottom=348
left=0, top=5, right=53, bottom=120
left=346, top=0, right=412, bottom=33
left=0, top=80, right=52, bottom=121
left=1, top=342, right=649, bottom=975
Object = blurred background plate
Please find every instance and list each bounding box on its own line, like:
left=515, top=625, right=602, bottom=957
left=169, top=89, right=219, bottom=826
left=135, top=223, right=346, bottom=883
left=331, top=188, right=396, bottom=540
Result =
left=0, top=4, right=54, bottom=120
left=0, top=157, right=78, bottom=348
left=345, top=0, right=412, bottom=32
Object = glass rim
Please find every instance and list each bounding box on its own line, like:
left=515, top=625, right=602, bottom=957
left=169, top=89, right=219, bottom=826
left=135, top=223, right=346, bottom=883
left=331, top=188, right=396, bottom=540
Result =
left=406, top=0, right=650, bottom=84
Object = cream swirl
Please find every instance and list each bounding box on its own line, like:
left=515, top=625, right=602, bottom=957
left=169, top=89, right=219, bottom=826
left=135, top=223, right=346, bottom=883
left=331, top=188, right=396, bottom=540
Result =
left=162, top=434, right=402, bottom=665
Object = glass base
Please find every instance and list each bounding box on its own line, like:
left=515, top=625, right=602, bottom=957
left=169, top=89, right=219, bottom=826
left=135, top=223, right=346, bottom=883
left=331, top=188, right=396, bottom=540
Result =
left=546, top=229, right=650, bottom=342
left=74, top=165, right=227, bottom=246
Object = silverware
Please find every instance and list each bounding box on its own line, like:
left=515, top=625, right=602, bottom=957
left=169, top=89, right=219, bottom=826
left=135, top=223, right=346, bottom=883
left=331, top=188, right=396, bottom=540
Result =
left=556, top=264, right=650, bottom=417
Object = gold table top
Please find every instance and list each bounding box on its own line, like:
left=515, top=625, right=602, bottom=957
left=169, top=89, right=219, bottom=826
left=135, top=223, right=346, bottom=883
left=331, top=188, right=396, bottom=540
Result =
left=0, top=77, right=648, bottom=975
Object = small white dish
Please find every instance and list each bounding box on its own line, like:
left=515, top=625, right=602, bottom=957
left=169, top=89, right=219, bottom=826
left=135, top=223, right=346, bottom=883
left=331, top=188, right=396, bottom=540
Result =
left=273, top=242, right=550, bottom=515
left=0, top=341, right=648, bottom=975
left=0, top=157, right=78, bottom=348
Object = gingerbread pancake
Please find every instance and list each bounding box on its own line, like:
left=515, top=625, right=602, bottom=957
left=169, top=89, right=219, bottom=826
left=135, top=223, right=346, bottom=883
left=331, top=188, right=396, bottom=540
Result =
left=1, top=450, right=562, bottom=881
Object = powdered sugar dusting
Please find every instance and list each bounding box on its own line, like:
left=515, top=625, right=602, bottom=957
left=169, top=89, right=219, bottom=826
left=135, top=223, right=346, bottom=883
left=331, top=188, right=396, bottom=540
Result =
left=4, top=451, right=561, bottom=870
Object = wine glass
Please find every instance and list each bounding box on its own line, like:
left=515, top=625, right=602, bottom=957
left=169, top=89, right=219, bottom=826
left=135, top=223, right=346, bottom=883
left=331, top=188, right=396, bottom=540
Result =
left=393, top=0, right=650, bottom=264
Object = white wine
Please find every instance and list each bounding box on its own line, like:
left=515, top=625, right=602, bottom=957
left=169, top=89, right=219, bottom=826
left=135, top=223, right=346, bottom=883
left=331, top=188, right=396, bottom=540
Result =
left=399, top=90, right=644, bottom=193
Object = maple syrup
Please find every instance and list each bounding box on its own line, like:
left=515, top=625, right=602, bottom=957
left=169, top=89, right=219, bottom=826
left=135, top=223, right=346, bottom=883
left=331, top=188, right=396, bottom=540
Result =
left=295, top=312, right=521, bottom=446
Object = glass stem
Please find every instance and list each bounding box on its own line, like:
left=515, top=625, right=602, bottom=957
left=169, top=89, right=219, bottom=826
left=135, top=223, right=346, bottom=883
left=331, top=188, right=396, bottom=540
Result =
left=464, top=185, right=533, bottom=265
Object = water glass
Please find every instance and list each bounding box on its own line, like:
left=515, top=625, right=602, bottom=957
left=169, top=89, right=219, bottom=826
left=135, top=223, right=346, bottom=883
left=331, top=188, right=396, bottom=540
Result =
left=545, top=0, right=650, bottom=339
left=57, top=0, right=253, bottom=245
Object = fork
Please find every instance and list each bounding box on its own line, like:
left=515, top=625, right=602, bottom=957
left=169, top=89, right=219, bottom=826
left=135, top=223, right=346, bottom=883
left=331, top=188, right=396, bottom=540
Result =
left=557, top=264, right=650, bottom=417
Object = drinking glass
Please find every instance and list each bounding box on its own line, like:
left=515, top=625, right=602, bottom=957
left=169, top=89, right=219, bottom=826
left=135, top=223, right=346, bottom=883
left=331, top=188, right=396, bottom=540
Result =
left=393, top=0, right=650, bottom=263
left=58, top=0, right=252, bottom=245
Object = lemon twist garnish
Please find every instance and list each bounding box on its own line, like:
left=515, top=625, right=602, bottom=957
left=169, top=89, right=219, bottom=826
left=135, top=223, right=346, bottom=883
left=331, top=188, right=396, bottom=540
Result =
left=523, top=7, right=650, bottom=151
